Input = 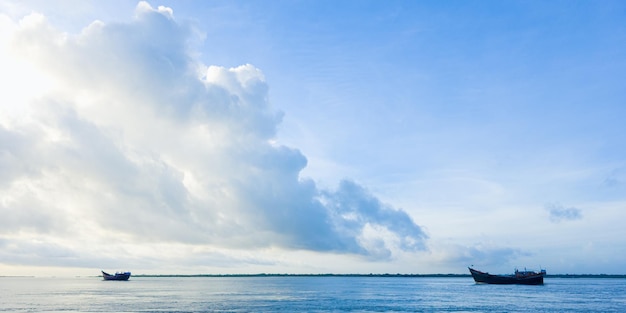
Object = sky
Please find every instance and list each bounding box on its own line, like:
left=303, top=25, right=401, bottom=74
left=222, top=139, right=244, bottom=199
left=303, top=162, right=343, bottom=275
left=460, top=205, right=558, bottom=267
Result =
left=0, top=0, right=625, bottom=276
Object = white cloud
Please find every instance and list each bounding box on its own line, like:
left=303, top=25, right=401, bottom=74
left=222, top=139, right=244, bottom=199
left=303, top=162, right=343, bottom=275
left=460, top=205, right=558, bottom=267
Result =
left=0, top=2, right=427, bottom=272
left=546, top=203, right=582, bottom=223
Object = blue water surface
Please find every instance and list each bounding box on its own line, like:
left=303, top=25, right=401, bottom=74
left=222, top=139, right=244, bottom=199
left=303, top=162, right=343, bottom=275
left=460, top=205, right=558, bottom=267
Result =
left=1, top=276, right=624, bottom=312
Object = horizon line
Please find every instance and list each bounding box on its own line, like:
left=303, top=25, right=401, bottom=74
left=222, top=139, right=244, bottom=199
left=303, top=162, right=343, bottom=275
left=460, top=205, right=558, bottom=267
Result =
left=4, top=273, right=626, bottom=278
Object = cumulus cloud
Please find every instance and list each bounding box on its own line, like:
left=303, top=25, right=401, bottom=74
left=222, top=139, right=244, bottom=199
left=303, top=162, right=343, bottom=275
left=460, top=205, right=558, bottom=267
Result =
left=546, top=203, right=582, bottom=223
left=0, top=2, right=427, bottom=268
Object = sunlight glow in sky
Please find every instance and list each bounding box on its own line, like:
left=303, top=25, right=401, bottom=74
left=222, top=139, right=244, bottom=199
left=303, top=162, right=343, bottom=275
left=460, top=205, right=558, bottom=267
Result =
left=1, top=0, right=625, bottom=276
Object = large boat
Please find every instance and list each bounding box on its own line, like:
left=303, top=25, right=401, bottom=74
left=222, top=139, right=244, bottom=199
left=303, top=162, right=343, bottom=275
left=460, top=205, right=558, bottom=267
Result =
left=468, top=267, right=545, bottom=285
left=101, top=270, right=131, bottom=281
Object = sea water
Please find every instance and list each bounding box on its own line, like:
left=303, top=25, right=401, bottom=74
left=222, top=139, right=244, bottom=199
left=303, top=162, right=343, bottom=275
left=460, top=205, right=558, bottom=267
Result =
left=1, top=276, right=625, bottom=312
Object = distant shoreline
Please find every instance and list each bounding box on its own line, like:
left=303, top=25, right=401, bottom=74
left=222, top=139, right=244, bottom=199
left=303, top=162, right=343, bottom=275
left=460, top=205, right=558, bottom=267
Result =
left=129, top=273, right=626, bottom=279
left=2, top=273, right=625, bottom=278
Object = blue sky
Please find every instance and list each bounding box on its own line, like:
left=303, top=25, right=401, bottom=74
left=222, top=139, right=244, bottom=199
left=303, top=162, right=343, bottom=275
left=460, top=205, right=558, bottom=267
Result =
left=0, top=0, right=625, bottom=276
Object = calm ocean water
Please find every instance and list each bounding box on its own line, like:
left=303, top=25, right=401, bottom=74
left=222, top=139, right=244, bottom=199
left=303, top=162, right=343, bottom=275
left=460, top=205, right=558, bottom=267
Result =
left=1, top=276, right=625, bottom=312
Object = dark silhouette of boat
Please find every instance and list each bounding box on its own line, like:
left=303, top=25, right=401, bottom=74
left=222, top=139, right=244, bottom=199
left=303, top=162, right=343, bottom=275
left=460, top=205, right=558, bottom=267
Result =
left=101, top=270, right=131, bottom=281
left=469, top=267, right=545, bottom=285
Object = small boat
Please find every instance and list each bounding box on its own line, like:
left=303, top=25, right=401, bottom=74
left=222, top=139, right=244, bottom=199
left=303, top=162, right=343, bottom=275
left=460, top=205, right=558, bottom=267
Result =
left=469, top=267, right=545, bottom=285
left=101, top=270, right=131, bottom=281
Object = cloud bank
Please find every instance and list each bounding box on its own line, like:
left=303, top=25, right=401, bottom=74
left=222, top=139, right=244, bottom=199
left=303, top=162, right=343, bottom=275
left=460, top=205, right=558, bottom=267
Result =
left=0, top=2, right=426, bottom=269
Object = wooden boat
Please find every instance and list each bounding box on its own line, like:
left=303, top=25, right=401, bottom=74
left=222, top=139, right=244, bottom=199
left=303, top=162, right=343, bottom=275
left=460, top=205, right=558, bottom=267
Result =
left=101, top=270, right=131, bottom=281
left=468, top=267, right=545, bottom=285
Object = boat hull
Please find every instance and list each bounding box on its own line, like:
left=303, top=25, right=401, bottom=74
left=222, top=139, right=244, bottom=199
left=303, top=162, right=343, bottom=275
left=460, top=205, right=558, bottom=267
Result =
left=469, top=267, right=544, bottom=285
left=102, top=271, right=131, bottom=281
